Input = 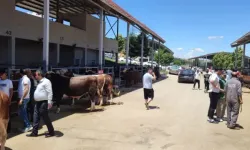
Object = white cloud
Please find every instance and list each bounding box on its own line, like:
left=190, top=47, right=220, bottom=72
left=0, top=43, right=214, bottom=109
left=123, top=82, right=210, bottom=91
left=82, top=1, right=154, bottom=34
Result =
left=193, top=48, right=204, bottom=52
left=184, top=48, right=205, bottom=58
left=176, top=48, right=183, bottom=51
left=208, top=36, right=224, bottom=40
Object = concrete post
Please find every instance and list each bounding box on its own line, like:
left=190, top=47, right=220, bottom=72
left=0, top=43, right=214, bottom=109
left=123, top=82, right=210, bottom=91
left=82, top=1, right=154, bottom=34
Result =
left=235, top=46, right=238, bottom=69
left=43, top=0, right=50, bottom=72
left=99, top=9, right=104, bottom=69
left=125, top=22, right=130, bottom=67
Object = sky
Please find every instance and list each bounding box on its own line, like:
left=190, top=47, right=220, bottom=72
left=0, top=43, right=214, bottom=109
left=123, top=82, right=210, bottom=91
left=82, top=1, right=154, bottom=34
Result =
left=111, top=0, right=250, bottom=58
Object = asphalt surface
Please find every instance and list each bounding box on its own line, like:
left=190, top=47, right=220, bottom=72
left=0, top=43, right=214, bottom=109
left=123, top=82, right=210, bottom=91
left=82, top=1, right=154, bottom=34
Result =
left=5, top=75, right=250, bottom=150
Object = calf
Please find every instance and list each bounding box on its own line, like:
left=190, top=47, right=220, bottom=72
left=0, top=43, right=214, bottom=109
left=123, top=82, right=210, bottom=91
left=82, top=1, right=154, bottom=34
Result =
left=0, top=91, right=10, bottom=150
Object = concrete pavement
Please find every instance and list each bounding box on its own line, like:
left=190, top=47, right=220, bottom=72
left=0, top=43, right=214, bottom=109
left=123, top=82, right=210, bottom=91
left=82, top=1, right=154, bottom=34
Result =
left=5, top=75, right=250, bottom=150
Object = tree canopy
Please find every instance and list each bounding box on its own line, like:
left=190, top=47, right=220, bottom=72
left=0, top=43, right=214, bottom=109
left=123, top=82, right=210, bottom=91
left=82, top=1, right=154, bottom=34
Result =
left=154, top=49, right=174, bottom=65
left=212, top=48, right=242, bottom=69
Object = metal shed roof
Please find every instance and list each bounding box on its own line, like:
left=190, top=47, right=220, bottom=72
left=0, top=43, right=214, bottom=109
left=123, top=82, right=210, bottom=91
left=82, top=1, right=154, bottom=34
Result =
left=15, top=0, right=165, bottom=43
left=231, top=32, right=250, bottom=47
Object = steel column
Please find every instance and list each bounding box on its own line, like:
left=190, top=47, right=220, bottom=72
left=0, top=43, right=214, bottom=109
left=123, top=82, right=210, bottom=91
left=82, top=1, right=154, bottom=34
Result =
left=116, top=17, right=119, bottom=40
left=151, top=37, right=154, bottom=66
left=11, top=36, right=15, bottom=69
left=85, top=48, right=87, bottom=66
left=43, top=0, right=50, bottom=72
left=126, top=22, right=130, bottom=67
left=242, top=44, right=246, bottom=69
left=56, top=43, right=60, bottom=65
left=99, top=9, right=104, bottom=69
left=141, top=33, right=144, bottom=67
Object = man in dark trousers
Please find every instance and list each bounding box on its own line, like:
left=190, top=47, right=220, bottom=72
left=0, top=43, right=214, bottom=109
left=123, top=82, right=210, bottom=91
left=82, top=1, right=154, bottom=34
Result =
left=225, top=71, right=243, bottom=130
left=26, top=70, right=54, bottom=137
left=26, top=69, right=37, bottom=123
left=207, top=68, right=223, bottom=123
left=204, top=70, right=211, bottom=93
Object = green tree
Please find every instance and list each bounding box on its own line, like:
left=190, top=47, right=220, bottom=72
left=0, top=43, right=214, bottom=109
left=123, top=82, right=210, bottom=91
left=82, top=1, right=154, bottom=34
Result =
left=118, top=34, right=125, bottom=53
left=232, top=47, right=243, bottom=69
left=154, top=49, right=174, bottom=65
left=173, top=59, right=182, bottom=66
left=212, top=52, right=234, bottom=69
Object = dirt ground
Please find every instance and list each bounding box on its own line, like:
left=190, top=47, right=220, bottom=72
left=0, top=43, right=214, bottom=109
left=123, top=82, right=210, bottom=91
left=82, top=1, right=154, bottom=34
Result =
left=5, top=75, right=250, bottom=150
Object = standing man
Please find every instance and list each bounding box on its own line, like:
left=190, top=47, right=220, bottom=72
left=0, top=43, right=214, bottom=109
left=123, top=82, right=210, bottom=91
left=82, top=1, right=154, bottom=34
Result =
left=18, top=69, right=32, bottom=132
left=143, top=67, right=156, bottom=110
left=225, top=71, right=243, bottom=130
left=226, top=69, right=232, bottom=81
left=193, top=70, right=201, bottom=90
left=0, top=69, right=13, bottom=133
left=204, top=70, right=211, bottom=93
left=216, top=74, right=227, bottom=122
left=27, top=70, right=54, bottom=137
left=207, top=68, right=223, bottom=123
left=26, top=69, right=37, bottom=123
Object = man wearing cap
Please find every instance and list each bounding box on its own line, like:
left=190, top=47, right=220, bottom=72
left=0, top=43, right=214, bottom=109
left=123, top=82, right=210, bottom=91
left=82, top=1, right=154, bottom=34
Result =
left=0, top=69, right=13, bottom=133
left=225, top=70, right=243, bottom=129
left=207, top=68, right=223, bottom=123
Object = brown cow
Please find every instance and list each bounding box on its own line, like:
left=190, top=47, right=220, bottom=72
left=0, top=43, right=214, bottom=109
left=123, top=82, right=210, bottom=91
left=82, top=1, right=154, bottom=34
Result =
left=46, top=72, right=99, bottom=112
left=0, top=91, right=9, bottom=150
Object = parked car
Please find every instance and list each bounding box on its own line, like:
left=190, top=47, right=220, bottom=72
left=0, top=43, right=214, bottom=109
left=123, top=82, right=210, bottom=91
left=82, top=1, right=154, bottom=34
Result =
left=178, top=69, right=195, bottom=83
left=169, top=65, right=180, bottom=75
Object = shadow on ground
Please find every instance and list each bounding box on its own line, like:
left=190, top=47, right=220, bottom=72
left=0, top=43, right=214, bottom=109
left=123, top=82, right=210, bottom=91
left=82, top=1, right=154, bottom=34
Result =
left=7, top=75, right=167, bottom=140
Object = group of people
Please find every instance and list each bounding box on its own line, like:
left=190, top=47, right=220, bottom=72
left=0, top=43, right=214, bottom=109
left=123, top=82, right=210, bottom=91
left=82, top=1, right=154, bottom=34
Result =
left=203, top=68, right=243, bottom=129
left=0, top=69, right=55, bottom=137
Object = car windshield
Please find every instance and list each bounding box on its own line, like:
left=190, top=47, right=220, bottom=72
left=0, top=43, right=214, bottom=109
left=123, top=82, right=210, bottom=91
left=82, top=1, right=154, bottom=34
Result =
left=171, top=66, right=179, bottom=70
left=180, top=70, right=194, bottom=75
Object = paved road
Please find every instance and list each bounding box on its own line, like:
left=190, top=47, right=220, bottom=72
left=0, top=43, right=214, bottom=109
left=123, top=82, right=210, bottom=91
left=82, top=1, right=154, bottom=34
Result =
left=6, top=75, right=250, bottom=150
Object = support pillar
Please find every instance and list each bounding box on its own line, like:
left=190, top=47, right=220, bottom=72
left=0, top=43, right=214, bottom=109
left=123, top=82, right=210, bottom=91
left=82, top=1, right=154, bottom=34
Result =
left=125, top=22, right=130, bottom=67
left=242, top=44, right=246, bottom=69
left=43, top=0, right=50, bottom=72
left=99, top=9, right=104, bottom=69
left=235, top=46, right=238, bottom=69
left=205, top=56, right=208, bottom=69
left=151, top=37, right=154, bottom=66
left=85, top=48, right=87, bottom=66
left=140, top=33, right=144, bottom=72
left=116, top=18, right=119, bottom=40
left=56, top=43, right=60, bottom=65
left=115, top=53, right=118, bottom=64
left=10, top=37, right=15, bottom=69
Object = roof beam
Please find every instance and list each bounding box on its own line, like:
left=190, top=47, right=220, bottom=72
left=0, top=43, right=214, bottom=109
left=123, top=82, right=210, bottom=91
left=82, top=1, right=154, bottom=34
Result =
left=16, top=0, right=26, bottom=4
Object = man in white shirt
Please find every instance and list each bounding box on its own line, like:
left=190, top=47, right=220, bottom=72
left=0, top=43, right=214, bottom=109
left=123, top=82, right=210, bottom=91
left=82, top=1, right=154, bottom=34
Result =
left=0, top=69, right=13, bottom=133
left=27, top=70, right=54, bottom=138
left=207, top=68, right=223, bottom=123
left=193, top=70, right=201, bottom=90
left=143, top=67, right=156, bottom=110
left=18, top=69, right=32, bottom=132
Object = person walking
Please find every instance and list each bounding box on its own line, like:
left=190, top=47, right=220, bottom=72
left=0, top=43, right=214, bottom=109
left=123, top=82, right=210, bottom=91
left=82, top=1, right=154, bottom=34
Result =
left=193, top=70, right=201, bottom=90
left=27, top=70, right=54, bottom=137
left=204, top=70, right=211, bottom=92
left=225, top=71, right=243, bottom=130
left=18, top=69, right=32, bottom=132
left=216, top=74, right=227, bottom=122
left=207, top=68, right=223, bottom=123
left=0, top=69, right=13, bottom=133
left=143, top=67, right=156, bottom=110
left=26, top=69, right=37, bottom=123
